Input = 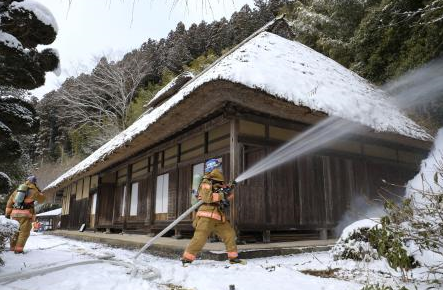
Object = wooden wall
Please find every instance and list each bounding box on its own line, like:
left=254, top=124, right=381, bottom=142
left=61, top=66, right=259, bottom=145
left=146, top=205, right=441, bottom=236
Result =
left=96, top=183, right=115, bottom=227
left=60, top=195, right=89, bottom=229
left=235, top=145, right=417, bottom=231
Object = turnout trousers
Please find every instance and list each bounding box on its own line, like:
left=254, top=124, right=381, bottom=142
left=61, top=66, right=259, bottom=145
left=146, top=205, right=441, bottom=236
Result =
left=10, top=217, right=32, bottom=252
left=183, top=216, right=238, bottom=261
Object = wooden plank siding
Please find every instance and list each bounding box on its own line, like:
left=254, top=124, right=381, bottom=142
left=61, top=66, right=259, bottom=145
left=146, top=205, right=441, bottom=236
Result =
left=96, top=183, right=115, bottom=227
left=177, top=165, right=192, bottom=222
left=113, top=185, right=124, bottom=224
left=61, top=196, right=89, bottom=229
left=235, top=147, right=417, bottom=232
left=167, top=169, right=178, bottom=221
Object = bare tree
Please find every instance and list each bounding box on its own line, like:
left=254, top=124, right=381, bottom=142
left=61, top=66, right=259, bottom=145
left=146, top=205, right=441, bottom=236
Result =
left=56, top=51, right=149, bottom=144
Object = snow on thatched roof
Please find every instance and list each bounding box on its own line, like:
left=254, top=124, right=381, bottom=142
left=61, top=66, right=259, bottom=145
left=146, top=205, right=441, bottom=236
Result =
left=146, top=71, right=194, bottom=109
left=36, top=208, right=62, bottom=217
left=44, top=31, right=431, bottom=192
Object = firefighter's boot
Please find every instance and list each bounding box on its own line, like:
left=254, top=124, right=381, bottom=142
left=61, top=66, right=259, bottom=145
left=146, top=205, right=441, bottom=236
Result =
left=229, top=258, right=246, bottom=265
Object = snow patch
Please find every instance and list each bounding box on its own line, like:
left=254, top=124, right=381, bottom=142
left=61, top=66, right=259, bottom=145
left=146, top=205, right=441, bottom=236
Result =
left=340, top=219, right=378, bottom=240
left=0, top=31, right=23, bottom=50
left=0, top=101, right=35, bottom=127
left=331, top=219, right=379, bottom=262
left=407, top=128, right=443, bottom=198
left=11, top=0, right=58, bottom=33
left=0, top=216, right=19, bottom=236
left=147, top=71, right=194, bottom=107
left=403, top=128, right=443, bottom=269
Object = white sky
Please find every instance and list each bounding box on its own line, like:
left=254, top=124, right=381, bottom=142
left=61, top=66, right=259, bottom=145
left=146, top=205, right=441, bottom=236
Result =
left=32, top=0, right=255, bottom=98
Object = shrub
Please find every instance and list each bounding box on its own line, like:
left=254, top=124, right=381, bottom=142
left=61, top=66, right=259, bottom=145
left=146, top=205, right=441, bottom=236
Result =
left=0, top=216, right=19, bottom=266
left=368, top=216, right=419, bottom=272
left=331, top=219, right=379, bottom=262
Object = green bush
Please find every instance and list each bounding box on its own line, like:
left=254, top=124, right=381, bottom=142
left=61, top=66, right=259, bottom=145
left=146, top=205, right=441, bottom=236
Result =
left=331, top=222, right=379, bottom=262
left=368, top=217, right=419, bottom=272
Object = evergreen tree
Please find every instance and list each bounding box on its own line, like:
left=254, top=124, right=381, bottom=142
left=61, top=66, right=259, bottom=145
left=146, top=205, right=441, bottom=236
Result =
left=165, top=22, right=193, bottom=73
left=187, top=22, right=209, bottom=58
left=0, top=96, right=39, bottom=194
left=0, top=0, right=58, bottom=196
left=229, top=5, right=256, bottom=44
left=207, top=17, right=232, bottom=55
left=0, top=0, right=59, bottom=89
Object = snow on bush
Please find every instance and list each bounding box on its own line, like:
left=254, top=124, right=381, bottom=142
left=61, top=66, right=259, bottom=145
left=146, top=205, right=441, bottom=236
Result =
left=332, top=217, right=418, bottom=272
left=334, top=129, right=443, bottom=284
left=385, top=128, right=443, bottom=274
left=0, top=216, right=19, bottom=266
left=407, top=128, right=443, bottom=200
left=331, top=219, right=379, bottom=262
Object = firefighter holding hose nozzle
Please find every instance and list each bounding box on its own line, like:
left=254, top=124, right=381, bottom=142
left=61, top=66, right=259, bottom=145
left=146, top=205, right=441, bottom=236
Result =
left=181, top=159, right=244, bottom=265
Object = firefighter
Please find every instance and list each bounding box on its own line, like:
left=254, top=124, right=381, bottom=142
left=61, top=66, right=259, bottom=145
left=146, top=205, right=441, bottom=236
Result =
left=181, top=159, right=244, bottom=265
left=5, top=176, right=45, bottom=253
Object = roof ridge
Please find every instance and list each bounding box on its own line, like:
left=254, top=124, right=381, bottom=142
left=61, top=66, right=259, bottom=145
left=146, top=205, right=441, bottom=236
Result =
left=163, top=16, right=284, bottom=101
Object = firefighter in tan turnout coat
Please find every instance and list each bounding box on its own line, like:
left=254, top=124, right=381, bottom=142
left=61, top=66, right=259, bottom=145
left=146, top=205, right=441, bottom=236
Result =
left=5, top=176, right=45, bottom=253
left=182, top=159, right=244, bottom=265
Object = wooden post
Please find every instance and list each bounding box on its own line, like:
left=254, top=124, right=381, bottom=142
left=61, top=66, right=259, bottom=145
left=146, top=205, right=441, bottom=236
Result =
left=230, top=118, right=240, bottom=228
left=263, top=230, right=271, bottom=243
left=111, top=173, right=117, bottom=226
left=319, top=229, right=328, bottom=240
left=94, top=175, right=102, bottom=231
left=95, top=176, right=102, bottom=229
left=149, top=153, right=159, bottom=228
left=123, top=164, right=132, bottom=233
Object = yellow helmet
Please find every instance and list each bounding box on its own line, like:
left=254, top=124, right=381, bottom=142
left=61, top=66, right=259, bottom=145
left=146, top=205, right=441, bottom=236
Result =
left=207, top=168, right=224, bottom=182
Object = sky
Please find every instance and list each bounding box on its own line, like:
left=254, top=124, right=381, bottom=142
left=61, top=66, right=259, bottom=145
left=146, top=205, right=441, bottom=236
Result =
left=32, top=0, right=255, bottom=98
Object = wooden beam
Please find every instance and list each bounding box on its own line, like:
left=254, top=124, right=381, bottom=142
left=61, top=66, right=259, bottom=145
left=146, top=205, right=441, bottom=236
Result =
left=95, top=176, right=101, bottom=229
left=111, top=173, right=118, bottom=226
left=263, top=230, right=271, bottom=243
left=148, top=153, right=159, bottom=228
left=230, top=118, right=240, bottom=228
left=123, top=164, right=132, bottom=233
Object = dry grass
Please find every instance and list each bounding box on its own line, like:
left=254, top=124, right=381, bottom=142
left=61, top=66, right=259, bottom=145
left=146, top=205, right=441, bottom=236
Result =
left=300, top=268, right=340, bottom=278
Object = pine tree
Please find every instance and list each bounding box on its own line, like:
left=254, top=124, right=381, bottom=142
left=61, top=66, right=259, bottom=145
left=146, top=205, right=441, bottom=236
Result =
left=0, top=96, right=39, bottom=194
left=165, top=22, right=193, bottom=73
left=207, top=17, right=232, bottom=55
left=229, top=5, right=256, bottom=44
left=0, top=0, right=58, bottom=196
left=0, top=0, right=59, bottom=89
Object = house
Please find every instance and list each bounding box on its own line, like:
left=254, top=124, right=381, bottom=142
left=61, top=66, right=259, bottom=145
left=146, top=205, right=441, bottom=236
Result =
left=43, top=19, right=431, bottom=242
left=35, top=208, right=62, bottom=231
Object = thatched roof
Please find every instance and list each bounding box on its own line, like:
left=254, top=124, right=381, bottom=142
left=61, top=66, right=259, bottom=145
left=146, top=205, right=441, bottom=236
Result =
left=146, top=71, right=194, bottom=109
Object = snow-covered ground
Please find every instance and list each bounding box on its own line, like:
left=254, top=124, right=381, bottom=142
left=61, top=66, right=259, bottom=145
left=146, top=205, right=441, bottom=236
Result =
left=0, top=232, right=435, bottom=290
